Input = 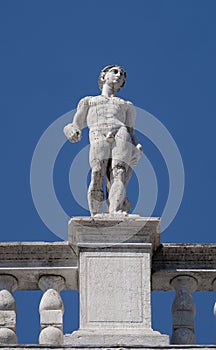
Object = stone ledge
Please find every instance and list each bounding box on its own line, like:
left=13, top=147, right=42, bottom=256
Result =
left=0, top=345, right=216, bottom=349
left=0, top=242, right=77, bottom=268
left=64, top=329, right=169, bottom=347
left=0, top=242, right=78, bottom=290
left=152, top=244, right=216, bottom=291
left=153, top=244, right=216, bottom=268
left=69, top=216, right=161, bottom=252
left=0, top=242, right=215, bottom=292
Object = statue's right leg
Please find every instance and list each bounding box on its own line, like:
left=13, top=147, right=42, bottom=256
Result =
left=88, top=135, right=110, bottom=215
left=88, top=162, right=107, bottom=216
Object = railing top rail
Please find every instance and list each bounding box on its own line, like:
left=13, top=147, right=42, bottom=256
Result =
left=0, top=242, right=215, bottom=291
left=0, top=242, right=78, bottom=290
left=152, top=244, right=216, bottom=291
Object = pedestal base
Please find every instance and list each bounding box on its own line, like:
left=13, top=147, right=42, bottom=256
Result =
left=64, top=329, right=169, bottom=347
left=67, top=216, right=169, bottom=347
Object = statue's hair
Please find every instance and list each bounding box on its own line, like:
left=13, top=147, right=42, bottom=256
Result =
left=98, top=65, right=126, bottom=92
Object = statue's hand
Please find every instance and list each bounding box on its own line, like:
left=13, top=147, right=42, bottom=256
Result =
left=63, top=123, right=82, bottom=142
left=130, top=143, right=143, bottom=167
left=136, top=143, right=143, bottom=152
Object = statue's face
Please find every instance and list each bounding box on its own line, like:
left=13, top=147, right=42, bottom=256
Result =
left=104, top=66, right=125, bottom=90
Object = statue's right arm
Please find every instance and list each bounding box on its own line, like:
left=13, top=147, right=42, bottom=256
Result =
left=63, top=97, right=90, bottom=142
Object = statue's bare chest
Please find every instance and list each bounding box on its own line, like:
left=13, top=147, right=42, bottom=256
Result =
left=86, top=96, right=127, bottom=125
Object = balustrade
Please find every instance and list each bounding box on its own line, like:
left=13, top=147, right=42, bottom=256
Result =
left=0, top=275, right=17, bottom=344
left=0, top=241, right=215, bottom=347
left=171, top=275, right=197, bottom=344
left=39, top=275, right=65, bottom=345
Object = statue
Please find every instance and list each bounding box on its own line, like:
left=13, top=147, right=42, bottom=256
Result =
left=64, top=65, right=142, bottom=216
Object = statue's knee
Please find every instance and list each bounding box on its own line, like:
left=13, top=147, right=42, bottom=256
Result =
left=90, top=161, right=106, bottom=187
left=91, top=159, right=107, bottom=173
left=112, top=164, right=126, bottom=179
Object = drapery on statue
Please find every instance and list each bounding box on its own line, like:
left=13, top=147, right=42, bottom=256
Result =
left=64, top=65, right=142, bottom=216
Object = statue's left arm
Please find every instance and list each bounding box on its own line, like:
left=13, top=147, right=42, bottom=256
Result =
left=126, top=102, right=143, bottom=166
left=125, top=101, right=136, bottom=137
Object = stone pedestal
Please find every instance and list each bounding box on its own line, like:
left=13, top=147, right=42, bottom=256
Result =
left=64, top=216, right=169, bottom=347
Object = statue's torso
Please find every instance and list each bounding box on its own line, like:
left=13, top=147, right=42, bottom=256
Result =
left=83, top=96, right=130, bottom=131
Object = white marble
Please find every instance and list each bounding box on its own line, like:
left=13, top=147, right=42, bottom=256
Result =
left=69, top=216, right=161, bottom=252
left=64, top=65, right=142, bottom=216
left=0, top=346, right=215, bottom=350
left=0, top=275, right=17, bottom=344
left=171, top=276, right=197, bottom=344
left=65, top=216, right=169, bottom=346
left=79, top=250, right=151, bottom=329
left=0, top=242, right=77, bottom=291
left=39, top=326, right=63, bottom=345
left=152, top=244, right=216, bottom=292
left=39, top=275, right=65, bottom=345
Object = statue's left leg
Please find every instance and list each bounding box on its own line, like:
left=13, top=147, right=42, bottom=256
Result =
left=108, top=162, right=128, bottom=213
left=109, top=127, right=132, bottom=214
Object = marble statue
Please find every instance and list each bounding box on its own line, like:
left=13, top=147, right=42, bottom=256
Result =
left=64, top=65, right=142, bottom=216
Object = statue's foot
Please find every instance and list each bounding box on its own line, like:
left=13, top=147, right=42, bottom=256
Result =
left=109, top=210, right=128, bottom=216
left=92, top=213, right=105, bottom=218
left=122, top=197, right=131, bottom=212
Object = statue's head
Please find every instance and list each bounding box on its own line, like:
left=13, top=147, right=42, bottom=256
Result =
left=98, top=65, right=126, bottom=92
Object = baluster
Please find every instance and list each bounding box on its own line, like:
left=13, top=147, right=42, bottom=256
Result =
left=171, top=275, right=197, bottom=344
left=0, top=275, right=17, bottom=344
left=38, top=275, right=65, bottom=345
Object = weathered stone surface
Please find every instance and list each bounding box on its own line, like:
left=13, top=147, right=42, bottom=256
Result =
left=0, top=242, right=215, bottom=292
left=65, top=216, right=169, bottom=346
left=0, top=236, right=215, bottom=347
left=0, top=243, right=77, bottom=290
left=65, top=329, right=169, bottom=347
left=171, top=328, right=196, bottom=345
left=69, top=216, right=161, bottom=251
left=40, top=310, right=63, bottom=327
left=0, top=311, right=16, bottom=329
left=0, top=290, right=16, bottom=311
left=39, top=326, right=63, bottom=345
left=39, top=276, right=65, bottom=344
left=0, top=275, right=18, bottom=344
left=0, top=347, right=216, bottom=350
left=152, top=244, right=216, bottom=291
left=79, top=249, right=151, bottom=329
left=39, top=276, right=65, bottom=293
left=64, top=65, right=142, bottom=216
left=39, top=290, right=64, bottom=312
left=171, top=276, right=197, bottom=344
left=0, top=328, right=17, bottom=344
left=0, top=276, right=17, bottom=292
left=0, top=242, right=76, bottom=267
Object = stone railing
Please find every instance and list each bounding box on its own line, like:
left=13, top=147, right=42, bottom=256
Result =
left=0, top=242, right=77, bottom=345
left=152, top=244, right=216, bottom=344
left=0, top=217, right=215, bottom=349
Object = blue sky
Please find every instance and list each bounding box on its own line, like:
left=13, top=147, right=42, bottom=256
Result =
left=0, top=0, right=215, bottom=344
